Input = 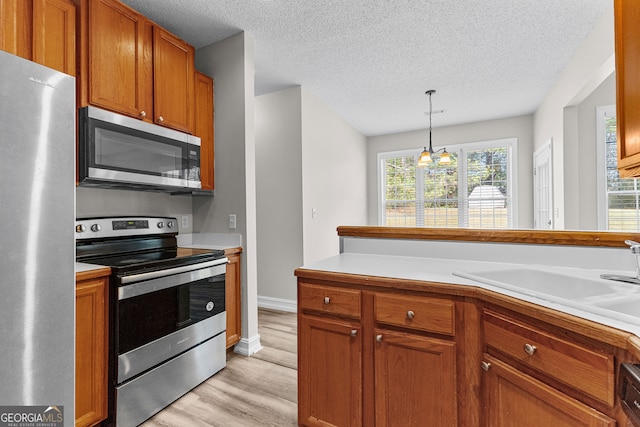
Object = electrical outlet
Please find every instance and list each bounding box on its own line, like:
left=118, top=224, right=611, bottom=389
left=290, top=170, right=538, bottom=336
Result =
left=229, top=214, right=237, bottom=229
left=181, top=216, right=189, bottom=229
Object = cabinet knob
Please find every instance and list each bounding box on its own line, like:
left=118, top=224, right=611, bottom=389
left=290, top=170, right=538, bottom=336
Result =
left=524, top=343, right=537, bottom=356
left=139, top=110, right=146, bottom=118
left=481, top=361, right=491, bottom=372
left=158, top=115, right=164, bottom=123
left=376, top=334, right=383, bottom=343
left=350, top=329, right=357, bottom=337
left=323, top=296, right=330, bottom=304
left=407, top=310, right=415, bottom=320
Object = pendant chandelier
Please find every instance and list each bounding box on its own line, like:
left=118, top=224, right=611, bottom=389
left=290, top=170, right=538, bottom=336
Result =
left=417, top=89, right=450, bottom=166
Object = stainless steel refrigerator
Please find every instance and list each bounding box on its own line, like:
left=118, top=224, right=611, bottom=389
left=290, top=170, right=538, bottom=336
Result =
left=0, top=51, right=75, bottom=425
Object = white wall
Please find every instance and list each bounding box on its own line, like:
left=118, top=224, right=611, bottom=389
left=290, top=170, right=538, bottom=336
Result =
left=194, top=32, right=261, bottom=356
left=574, top=73, right=616, bottom=230
left=254, top=86, right=367, bottom=308
left=301, top=89, right=368, bottom=265
left=533, top=4, right=614, bottom=229
left=367, top=115, right=534, bottom=228
left=255, top=87, right=304, bottom=306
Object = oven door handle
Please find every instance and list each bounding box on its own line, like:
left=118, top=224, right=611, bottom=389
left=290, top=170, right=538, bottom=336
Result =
left=118, top=258, right=228, bottom=300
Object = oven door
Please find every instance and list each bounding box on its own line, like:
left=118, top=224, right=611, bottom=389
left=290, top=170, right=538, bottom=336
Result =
left=78, top=106, right=201, bottom=191
left=116, top=259, right=227, bottom=384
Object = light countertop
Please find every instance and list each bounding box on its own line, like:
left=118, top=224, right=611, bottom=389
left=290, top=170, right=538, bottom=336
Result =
left=299, top=252, right=640, bottom=338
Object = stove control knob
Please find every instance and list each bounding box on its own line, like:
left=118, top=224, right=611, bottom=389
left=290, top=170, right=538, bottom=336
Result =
left=90, top=224, right=102, bottom=232
left=157, top=222, right=164, bottom=228
left=75, top=224, right=87, bottom=233
left=167, top=221, right=175, bottom=229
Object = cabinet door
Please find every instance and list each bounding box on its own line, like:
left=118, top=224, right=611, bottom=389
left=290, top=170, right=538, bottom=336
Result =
left=32, top=0, right=75, bottom=75
left=87, top=0, right=152, bottom=119
left=0, top=0, right=32, bottom=58
left=482, top=354, right=615, bottom=427
left=75, top=276, right=108, bottom=427
left=615, top=0, right=640, bottom=177
left=374, top=329, right=457, bottom=427
left=195, top=71, right=214, bottom=190
left=153, top=26, right=194, bottom=133
left=225, top=251, right=241, bottom=348
left=298, top=314, right=362, bottom=427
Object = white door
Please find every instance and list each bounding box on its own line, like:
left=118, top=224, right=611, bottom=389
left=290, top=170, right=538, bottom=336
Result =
left=533, top=140, right=553, bottom=229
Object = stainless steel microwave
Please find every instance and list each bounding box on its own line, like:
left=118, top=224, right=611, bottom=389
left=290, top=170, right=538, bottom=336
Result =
left=78, top=106, right=201, bottom=192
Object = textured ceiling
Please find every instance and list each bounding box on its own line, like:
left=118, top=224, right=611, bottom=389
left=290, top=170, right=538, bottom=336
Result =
left=122, top=0, right=612, bottom=137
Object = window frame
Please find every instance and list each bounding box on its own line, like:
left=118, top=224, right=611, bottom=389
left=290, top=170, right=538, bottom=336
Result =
left=377, top=137, right=518, bottom=228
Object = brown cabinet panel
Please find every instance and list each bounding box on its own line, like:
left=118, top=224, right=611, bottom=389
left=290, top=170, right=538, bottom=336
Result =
left=615, top=0, right=640, bottom=177
left=0, top=0, right=32, bottom=58
left=299, top=282, right=361, bottom=318
left=484, top=309, right=614, bottom=406
left=153, top=26, right=194, bottom=132
left=32, top=0, right=75, bottom=75
left=298, top=314, right=362, bottom=427
left=75, top=272, right=109, bottom=427
left=375, top=292, right=455, bottom=335
left=374, top=329, right=457, bottom=427
left=225, top=249, right=241, bottom=348
left=195, top=71, right=214, bottom=190
left=1, top=0, right=75, bottom=75
left=85, top=0, right=152, bottom=118
left=483, top=354, right=615, bottom=427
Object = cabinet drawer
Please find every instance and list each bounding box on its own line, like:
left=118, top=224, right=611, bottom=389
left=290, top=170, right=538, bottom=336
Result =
left=299, top=283, right=361, bottom=319
left=375, top=293, right=455, bottom=336
left=484, top=310, right=614, bottom=406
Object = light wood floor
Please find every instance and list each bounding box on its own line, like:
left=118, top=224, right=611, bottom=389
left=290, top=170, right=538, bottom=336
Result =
left=141, top=308, right=298, bottom=427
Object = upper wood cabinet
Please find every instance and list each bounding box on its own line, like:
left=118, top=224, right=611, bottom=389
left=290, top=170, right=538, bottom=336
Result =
left=615, top=0, right=640, bottom=177
left=76, top=0, right=195, bottom=133
left=195, top=71, right=215, bottom=190
left=0, top=0, right=76, bottom=75
left=153, top=26, right=194, bottom=133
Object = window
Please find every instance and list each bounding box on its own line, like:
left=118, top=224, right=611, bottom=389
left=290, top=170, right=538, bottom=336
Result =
left=597, top=105, right=640, bottom=231
left=379, top=138, right=516, bottom=228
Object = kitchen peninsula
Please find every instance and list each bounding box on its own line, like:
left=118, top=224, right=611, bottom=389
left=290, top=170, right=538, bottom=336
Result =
left=296, top=227, right=640, bottom=427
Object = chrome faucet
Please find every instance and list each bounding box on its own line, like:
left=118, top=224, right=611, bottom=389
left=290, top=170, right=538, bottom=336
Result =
left=600, top=240, right=640, bottom=284
left=625, top=240, right=640, bottom=280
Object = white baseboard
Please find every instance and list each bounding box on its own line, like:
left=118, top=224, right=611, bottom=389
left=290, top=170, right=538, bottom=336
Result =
left=233, top=333, right=263, bottom=357
left=257, top=295, right=297, bottom=313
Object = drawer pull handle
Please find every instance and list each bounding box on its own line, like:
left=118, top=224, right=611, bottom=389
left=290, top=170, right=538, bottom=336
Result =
left=158, top=115, right=164, bottom=123
left=524, top=343, right=537, bottom=356
left=376, top=334, right=383, bottom=343
left=481, top=361, right=491, bottom=372
left=350, top=329, right=357, bottom=337
left=407, top=310, right=415, bottom=320
left=323, top=296, right=330, bottom=304
left=139, top=110, right=147, bottom=118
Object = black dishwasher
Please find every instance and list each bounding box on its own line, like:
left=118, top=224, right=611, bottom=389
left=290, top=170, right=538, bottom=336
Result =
left=619, top=363, right=640, bottom=426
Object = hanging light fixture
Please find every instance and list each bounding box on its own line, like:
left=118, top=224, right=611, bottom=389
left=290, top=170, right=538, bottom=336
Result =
left=417, top=89, right=450, bottom=167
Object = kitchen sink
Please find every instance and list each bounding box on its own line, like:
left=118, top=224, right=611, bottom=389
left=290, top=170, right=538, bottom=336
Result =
left=453, top=267, right=620, bottom=300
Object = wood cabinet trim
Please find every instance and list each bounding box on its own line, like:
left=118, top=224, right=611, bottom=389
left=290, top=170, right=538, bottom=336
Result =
left=337, top=226, right=640, bottom=247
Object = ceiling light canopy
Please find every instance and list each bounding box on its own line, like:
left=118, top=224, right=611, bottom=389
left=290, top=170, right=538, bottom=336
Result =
left=418, top=90, right=450, bottom=167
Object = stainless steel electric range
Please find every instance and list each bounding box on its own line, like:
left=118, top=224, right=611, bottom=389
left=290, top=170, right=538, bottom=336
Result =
left=75, top=216, right=228, bottom=426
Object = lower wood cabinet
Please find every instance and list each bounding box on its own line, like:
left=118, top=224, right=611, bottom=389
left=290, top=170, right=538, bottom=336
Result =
left=296, top=271, right=638, bottom=427
left=297, top=280, right=459, bottom=427
left=374, top=330, right=457, bottom=427
left=75, top=268, right=110, bottom=427
left=225, top=248, right=242, bottom=348
left=298, top=314, right=362, bottom=427
left=482, top=354, right=615, bottom=427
